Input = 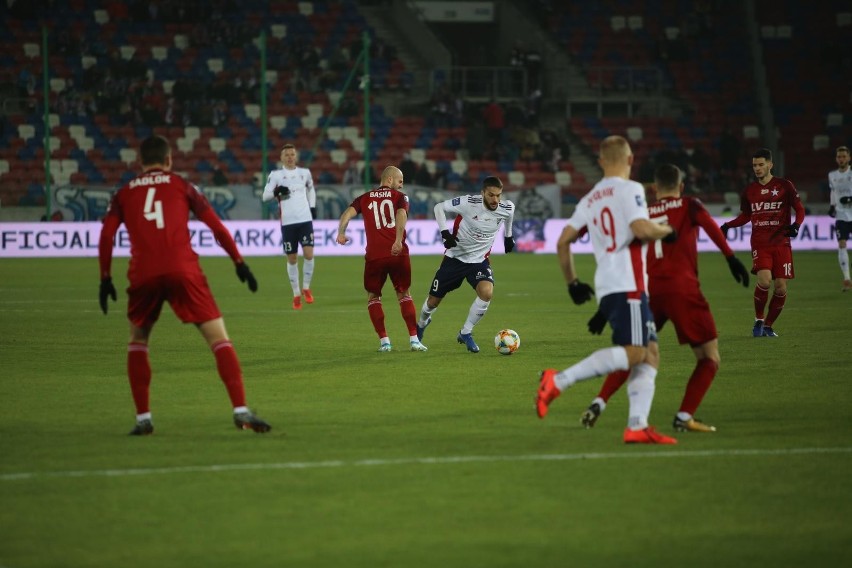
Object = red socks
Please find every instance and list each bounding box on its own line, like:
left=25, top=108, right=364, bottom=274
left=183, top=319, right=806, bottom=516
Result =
left=127, top=342, right=151, bottom=414
left=399, top=296, right=418, bottom=336
left=765, top=290, right=787, bottom=327
left=368, top=298, right=386, bottom=338
left=212, top=340, right=247, bottom=408
left=598, top=370, right=630, bottom=403
left=753, top=284, right=770, bottom=319
left=679, top=358, right=719, bottom=416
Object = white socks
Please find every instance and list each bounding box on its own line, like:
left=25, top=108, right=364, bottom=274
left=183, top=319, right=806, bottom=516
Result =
left=626, top=363, right=657, bottom=431
left=302, top=258, right=315, bottom=289
left=418, top=300, right=436, bottom=327
left=554, top=346, right=629, bottom=391
left=460, top=298, right=490, bottom=334
left=287, top=262, right=300, bottom=296
left=840, top=248, right=850, bottom=280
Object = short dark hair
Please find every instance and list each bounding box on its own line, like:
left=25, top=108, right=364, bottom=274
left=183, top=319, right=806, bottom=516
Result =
left=753, top=148, right=772, bottom=161
left=837, top=145, right=850, bottom=155
left=482, top=176, right=503, bottom=190
left=654, top=163, right=682, bottom=189
left=140, top=135, right=170, bottom=166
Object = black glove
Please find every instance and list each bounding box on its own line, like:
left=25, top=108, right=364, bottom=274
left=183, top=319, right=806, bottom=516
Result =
left=840, top=196, right=852, bottom=205
left=786, top=223, right=799, bottom=238
left=829, top=205, right=836, bottom=218
left=273, top=186, right=290, bottom=199
left=504, top=236, right=515, bottom=253
left=726, top=255, right=749, bottom=287
left=99, top=277, right=117, bottom=315
left=236, top=262, right=258, bottom=292
left=720, top=223, right=730, bottom=239
left=310, top=207, right=317, bottom=219
left=440, top=229, right=457, bottom=249
left=568, top=279, right=594, bottom=305
left=587, top=309, right=607, bottom=335
left=662, top=229, right=677, bottom=243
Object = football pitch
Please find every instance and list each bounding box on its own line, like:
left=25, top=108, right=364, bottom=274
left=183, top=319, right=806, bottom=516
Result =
left=1, top=251, right=850, bottom=567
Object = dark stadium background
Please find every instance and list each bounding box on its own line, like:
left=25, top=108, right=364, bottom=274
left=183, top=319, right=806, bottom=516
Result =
left=1, top=0, right=849, bottom=220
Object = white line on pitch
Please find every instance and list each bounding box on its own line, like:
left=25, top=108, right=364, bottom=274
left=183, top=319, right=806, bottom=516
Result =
left=2, top=446, right=850, bottom=482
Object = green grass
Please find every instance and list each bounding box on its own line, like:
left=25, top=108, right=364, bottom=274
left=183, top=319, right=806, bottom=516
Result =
left=1, top=251, right=851, bottom=568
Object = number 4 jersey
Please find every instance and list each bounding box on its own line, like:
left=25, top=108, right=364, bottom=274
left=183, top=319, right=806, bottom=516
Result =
left=99, top=168, right=242, bottom=282
left=349, top=186, right=410, bottom=261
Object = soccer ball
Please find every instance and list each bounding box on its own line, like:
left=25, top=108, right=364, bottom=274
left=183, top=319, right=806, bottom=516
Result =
left=494, top=329, right=520, bottom=355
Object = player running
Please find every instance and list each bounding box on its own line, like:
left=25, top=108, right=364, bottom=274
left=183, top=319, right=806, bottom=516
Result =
left=581, top=163, right=750, bottom=433
left=536, top=135, right=677, bottom=444
left=416, top=176, right=515, bottom=352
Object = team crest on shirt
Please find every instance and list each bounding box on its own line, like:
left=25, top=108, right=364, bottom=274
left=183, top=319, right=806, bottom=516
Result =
left=771, top=189, right=779, bottom=196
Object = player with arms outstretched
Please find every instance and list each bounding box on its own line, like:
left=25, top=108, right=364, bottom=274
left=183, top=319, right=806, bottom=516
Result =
left=416, top=176, right=515, bottom=353
left=98, top=135, right=270, bottom=435
left=581, top=164, right=750, bottom=433
left=262, top=143, right=317, bottom=310
left=721, top=148, right=805, bottom=337
left=536, top=135, right=677, bottom=444
left=336, top=166, right=427, bottom=352
left=828, top=145, right=852, bottom=291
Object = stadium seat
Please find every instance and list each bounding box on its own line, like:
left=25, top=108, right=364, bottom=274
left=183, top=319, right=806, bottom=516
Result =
left=743, top=125, right=760, bottom=139
left=409, top=148, right=426, bottom=164
left=298, top=2, right=314, bottom=16
left=49, top=78, right=66, bottom=93
left=119, top=148, right=138, bottom=166
left=611, top=16, right=626, bottom=32
left=81, top=55, right=97, bottom=69
left=120, top=46, right=136, bottom=60
left=244, top=104, right=261, bottom=120
left=18, top=125, right=35, bottom=142
left=330, top=149, right=348, bottom=165
left=174, top=35, right=189, bottom=50
left=271, top=24, right=287, bottom=39
left=813, top=134, right=829, bottom=150
left=826, top=113, right=843, bottom=127
left=23, top=43, right=39, bottom=58
left=628, top=15, right=643, bottom=30
left=207, top=59, right=224, bottom=74
left=342, top=126, right=360, bottom=141
left=209, top=138, right=226, bottom=154
left=450, top=159, right=468, bottom=175
left=306, top=103, right=324, bottom=117
left=0, top=160, right=9, bottom=175
left=93, top=9, right=109, bottom=24
left=555, top=171, right=573, bottom=187
left=626, top=126, right=643, bottom=142
left=326, top=126, right=343, bottom=141
left=508, top=171, right=525, bottom=187
left=151, top=46, right=168, bottom=62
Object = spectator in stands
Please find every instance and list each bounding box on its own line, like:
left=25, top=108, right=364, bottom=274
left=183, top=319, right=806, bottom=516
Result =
left=343, top=162, right=360, bottom=185
left=465, top=120, right=487, bottom=161
left=212, top=164, right=228, bottom=186
left=482, top=98, right=505, bottom=145
left=399, top=153, right=418, bottom=183
left=414, top=164, right=434, bottom=187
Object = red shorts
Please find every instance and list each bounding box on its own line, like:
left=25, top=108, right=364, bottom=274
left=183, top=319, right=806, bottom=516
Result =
left=127, top=272, right=221, bottom=328
left=751, top=245, right=795, bottom=279
left=650, top=286, right=717, bottom=347
left=363, top=255, right=412, bottom=296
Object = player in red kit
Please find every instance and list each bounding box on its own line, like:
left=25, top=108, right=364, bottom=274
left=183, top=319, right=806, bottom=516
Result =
left=336, top=166, right=428, bottom=352
left=580, top=164, right=751, bottom=432
left=721, top=148, right=806, bottom=337
left=98, top=135, right=271, bottom=435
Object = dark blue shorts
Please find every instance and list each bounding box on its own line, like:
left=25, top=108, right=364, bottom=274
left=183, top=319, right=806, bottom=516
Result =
left=599, top=292, right=657, bottom=347
left=835, top=219, right=852, bottom=242
left=427, top=256, right=493, bottom=298
left=281, top=221, right=315, bottom=254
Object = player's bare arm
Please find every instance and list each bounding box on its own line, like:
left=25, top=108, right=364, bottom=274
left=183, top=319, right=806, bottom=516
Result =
left=336, top=206, right=357, bottom=245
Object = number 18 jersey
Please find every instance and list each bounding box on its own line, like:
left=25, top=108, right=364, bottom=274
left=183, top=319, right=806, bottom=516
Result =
left=567, top=176, right=650, bottom=299
left=349, top=186, right=410, bottom=261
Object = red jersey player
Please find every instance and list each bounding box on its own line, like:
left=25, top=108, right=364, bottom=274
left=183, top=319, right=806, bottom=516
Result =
left=721, top=148, right=806, bottom=337
left=98, top=135, right=270, bottom=435
left=580, top=164, right=750, bottom=433
left=336, top=165, right=428, bottom=352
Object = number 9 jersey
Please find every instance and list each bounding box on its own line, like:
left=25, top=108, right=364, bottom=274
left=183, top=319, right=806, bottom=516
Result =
left=566, top=176, right=651, bottom=298
left=348, top=186, right=410, bottom=261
